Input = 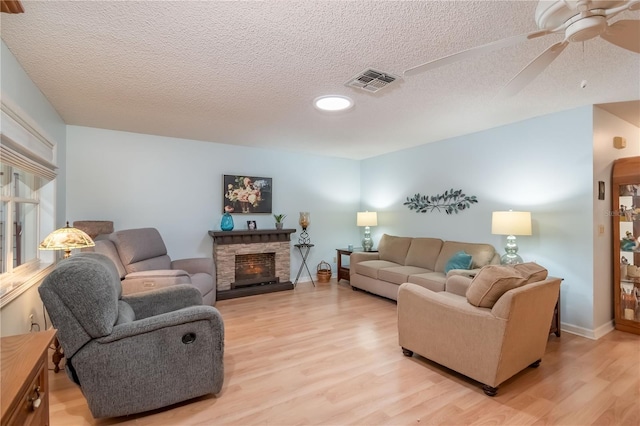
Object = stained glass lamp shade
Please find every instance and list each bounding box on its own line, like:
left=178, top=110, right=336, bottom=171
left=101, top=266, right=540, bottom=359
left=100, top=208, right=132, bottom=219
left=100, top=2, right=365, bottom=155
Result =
left=39, top=221, right=95, bottom=258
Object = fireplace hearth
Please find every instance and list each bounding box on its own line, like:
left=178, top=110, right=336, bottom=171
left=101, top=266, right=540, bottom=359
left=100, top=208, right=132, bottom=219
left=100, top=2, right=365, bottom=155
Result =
left=209, top=229, right=296, bottom=300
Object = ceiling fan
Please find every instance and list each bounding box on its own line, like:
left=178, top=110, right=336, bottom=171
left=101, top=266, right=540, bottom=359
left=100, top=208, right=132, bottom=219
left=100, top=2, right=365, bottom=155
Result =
left=404, top=0, right=640, bottom=96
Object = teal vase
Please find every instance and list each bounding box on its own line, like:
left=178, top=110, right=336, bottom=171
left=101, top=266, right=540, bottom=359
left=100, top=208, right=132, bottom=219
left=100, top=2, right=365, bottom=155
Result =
left=221, top=212, right=234, bottom=231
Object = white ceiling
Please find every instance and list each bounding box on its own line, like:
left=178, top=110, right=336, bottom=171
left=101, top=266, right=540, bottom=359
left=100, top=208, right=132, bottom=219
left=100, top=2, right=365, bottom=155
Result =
left=1, top=1, right=639, bottom=160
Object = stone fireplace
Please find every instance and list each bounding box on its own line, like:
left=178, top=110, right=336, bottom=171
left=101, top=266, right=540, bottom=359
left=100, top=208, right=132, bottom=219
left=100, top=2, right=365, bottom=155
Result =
left=209, top=229, right=295, bottom=300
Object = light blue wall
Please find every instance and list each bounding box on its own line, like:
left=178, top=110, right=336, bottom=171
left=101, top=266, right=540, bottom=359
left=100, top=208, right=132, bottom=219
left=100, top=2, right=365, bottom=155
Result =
left=360, top=106, right=596, bottom=333
left=66, top=125, right=361, bottom=279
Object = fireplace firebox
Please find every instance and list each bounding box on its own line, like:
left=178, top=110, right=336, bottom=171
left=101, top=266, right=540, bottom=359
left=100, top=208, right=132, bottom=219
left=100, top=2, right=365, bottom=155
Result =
left=234, top=252, right=278, bottom=288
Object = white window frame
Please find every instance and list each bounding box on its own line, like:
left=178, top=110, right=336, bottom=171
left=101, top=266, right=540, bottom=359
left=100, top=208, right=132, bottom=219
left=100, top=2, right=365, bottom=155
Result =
left=0, top=99, right=57, bottom=307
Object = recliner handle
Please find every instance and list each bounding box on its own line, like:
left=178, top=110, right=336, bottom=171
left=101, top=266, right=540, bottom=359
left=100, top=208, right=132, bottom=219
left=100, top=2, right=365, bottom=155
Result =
left=182, top=333, right=196, bottom=344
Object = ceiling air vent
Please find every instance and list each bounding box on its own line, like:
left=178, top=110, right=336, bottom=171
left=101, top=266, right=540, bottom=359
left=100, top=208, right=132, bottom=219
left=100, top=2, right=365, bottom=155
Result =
left=345, top=69, right=400, bottom=93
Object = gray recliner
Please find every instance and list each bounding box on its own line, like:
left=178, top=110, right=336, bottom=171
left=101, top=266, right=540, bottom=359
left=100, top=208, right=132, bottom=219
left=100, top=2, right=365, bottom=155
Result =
left=91, top=227, right=216, bottom=305
left=39, top=253, right=224, bottom=418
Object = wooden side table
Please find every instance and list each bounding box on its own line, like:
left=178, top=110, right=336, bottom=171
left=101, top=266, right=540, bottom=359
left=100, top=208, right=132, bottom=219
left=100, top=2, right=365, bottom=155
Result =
left=1, top=329, right=56, bottom=426
left=294, top=243, right=315, bottom=286
left=336, top=248, right=353, bottom=282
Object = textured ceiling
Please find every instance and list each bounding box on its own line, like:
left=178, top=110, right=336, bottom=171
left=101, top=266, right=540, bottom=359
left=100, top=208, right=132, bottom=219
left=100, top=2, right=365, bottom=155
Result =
left=1, top=1, right=639, bottom=160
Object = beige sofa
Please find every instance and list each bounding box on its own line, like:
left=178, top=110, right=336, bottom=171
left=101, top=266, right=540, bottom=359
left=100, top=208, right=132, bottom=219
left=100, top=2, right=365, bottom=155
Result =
left=349, top=234, right=500, bottom=300
left=397, top=264, right=561, bottom=395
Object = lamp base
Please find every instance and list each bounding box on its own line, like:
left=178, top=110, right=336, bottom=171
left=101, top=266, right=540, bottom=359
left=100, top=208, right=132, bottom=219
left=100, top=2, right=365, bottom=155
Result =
left=362, top=226, right=373, bottom=252
left=500, top=253, right=523, bottom=265
left=501, top=234, right=523, bottom=265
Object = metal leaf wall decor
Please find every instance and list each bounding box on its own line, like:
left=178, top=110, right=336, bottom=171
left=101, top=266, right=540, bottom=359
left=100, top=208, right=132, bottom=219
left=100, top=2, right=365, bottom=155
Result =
left=404, top=189, right=478, bottom=214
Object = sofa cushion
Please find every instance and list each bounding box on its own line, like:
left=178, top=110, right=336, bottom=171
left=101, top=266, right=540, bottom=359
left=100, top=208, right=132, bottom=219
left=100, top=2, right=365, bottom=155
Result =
left=404, top=238, right=444, bottom=270
left=352, top=260, right=400, bottom=279
left=435, top=241, right=497, bottom=273
left=111, top=228, right=168, bottom=266
left=466, top=265, right=526, bottom=308
left=407, top=272, right=447, bottom=292
left=377, top=234, right=412, bottom=265
left=513, top=262, right=548, bottom=283
left=127, top=255, right=173, bottom=273
left=444, top=251, right=473, bottom=274
left=378, top=266, right=430, bottom=285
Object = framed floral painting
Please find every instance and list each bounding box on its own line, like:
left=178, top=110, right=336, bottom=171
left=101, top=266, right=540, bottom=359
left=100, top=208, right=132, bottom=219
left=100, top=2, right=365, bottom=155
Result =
left=223, top=175, right=273, bottom=214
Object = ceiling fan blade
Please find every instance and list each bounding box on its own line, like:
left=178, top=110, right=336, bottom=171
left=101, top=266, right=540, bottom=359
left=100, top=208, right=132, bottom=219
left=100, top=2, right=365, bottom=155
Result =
left=604, top=0, right=640, bottom=18
left=403, top=28, right=556, bottom=77
left=1, top=0, right=24, bottom=13
left=601, top=20, right=640, bottom=53
left=500, top=40, right=569, bottom=97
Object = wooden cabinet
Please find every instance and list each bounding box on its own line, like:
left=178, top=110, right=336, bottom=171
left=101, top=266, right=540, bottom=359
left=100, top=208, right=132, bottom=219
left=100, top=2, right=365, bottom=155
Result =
left=612, top=156, right=640, bottom=335
left=1, top=329, right=56, bottom=426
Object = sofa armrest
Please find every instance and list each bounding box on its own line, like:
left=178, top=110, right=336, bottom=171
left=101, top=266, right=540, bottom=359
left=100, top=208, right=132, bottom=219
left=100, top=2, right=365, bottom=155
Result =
left=444, top=274, right=473, bottom=297
left=97, top=304, right=221, bottom=343
left=122, top=284, right=203, bottom=319
left=446, top=268, right=480, bottom=278
left=350, top=251, right=380, bottom=264
left=122, top=269, right=191, bottom=295
left=171, top=257, right=214, bottom=275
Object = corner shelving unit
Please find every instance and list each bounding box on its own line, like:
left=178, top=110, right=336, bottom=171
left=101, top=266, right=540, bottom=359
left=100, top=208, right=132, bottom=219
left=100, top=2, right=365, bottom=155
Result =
left=611, top=156, right=640, bottom=335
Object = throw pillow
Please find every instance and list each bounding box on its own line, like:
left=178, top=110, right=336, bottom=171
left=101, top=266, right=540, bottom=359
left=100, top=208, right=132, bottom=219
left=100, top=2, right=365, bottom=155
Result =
left=466, top=265, right=526, bottom=308
left=513, top=262, right=548, bottom=283
left=444, top=251, right=473, bottom=274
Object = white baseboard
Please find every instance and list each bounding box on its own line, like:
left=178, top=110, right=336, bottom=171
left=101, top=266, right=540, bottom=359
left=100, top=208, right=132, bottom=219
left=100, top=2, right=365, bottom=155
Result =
left=559, top=320, right=615, bottom=340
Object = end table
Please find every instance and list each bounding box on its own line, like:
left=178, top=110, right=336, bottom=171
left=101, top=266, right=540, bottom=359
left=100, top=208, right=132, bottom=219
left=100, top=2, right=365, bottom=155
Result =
left=336, top=248, right=353, bottom=282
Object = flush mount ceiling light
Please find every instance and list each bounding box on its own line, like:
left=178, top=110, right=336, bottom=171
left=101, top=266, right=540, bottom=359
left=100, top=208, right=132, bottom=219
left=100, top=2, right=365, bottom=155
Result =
left=313, top=95, right=353, bottom=112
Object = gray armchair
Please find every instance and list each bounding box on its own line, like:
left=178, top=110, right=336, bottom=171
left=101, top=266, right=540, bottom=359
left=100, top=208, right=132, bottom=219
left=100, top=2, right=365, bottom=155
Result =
left=91, top=227, right=216, bottom=305
left=39, top=253, right=224, bottom=418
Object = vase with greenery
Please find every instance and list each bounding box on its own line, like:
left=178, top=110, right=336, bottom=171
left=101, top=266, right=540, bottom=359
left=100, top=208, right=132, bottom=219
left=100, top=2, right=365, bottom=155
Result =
left=274, top=214, right=286, bottom=229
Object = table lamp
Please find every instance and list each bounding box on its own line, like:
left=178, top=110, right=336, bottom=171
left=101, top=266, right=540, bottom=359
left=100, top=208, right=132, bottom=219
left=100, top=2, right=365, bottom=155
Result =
left=491, top=211, right=532, bottom=265
left=39, top=221, right=95, bottom=258
left=357, top=211, right=378, bottom=252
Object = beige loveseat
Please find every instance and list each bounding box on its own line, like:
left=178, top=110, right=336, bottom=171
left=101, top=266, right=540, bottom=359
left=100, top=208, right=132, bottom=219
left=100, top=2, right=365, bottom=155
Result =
left=397, top=263, right=561, bottom=396
left=349, top=234, right=500, bottom=300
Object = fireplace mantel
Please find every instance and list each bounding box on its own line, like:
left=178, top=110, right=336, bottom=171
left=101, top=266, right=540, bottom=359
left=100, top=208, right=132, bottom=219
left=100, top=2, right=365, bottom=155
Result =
left=209, top=229, right=296, bottom=245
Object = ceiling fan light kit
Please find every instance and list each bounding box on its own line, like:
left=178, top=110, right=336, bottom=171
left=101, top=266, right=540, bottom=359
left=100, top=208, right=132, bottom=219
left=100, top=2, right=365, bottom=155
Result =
left=404, top=0, right=640, bottom=96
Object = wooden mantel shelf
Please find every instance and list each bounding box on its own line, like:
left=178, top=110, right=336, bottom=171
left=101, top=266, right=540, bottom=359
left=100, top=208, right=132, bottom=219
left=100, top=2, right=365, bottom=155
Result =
left=209, top=229, right=296, bottom=245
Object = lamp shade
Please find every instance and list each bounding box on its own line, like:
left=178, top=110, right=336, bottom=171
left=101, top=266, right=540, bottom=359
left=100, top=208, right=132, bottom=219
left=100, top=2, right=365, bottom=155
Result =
left=491, top=211, right=532, bottom=236
left=39, top=221, right=95, bottom=257
left=357, top=211, right=378, bottom=227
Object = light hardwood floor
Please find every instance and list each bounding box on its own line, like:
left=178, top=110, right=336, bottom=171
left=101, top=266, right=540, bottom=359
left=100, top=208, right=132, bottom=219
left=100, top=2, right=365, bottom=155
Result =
left=48, top=280, right=640, bottom=425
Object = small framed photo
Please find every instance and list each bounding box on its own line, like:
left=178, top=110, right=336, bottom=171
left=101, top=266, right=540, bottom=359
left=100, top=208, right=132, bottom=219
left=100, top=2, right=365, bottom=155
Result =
left=247, top=220, right=257, bottom=230
left=598, top=181, right=605, bottom=200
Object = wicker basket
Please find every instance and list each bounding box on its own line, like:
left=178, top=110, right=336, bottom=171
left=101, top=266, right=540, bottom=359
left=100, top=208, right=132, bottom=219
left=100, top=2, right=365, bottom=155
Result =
left=317, top=261, right=332, bottom=283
